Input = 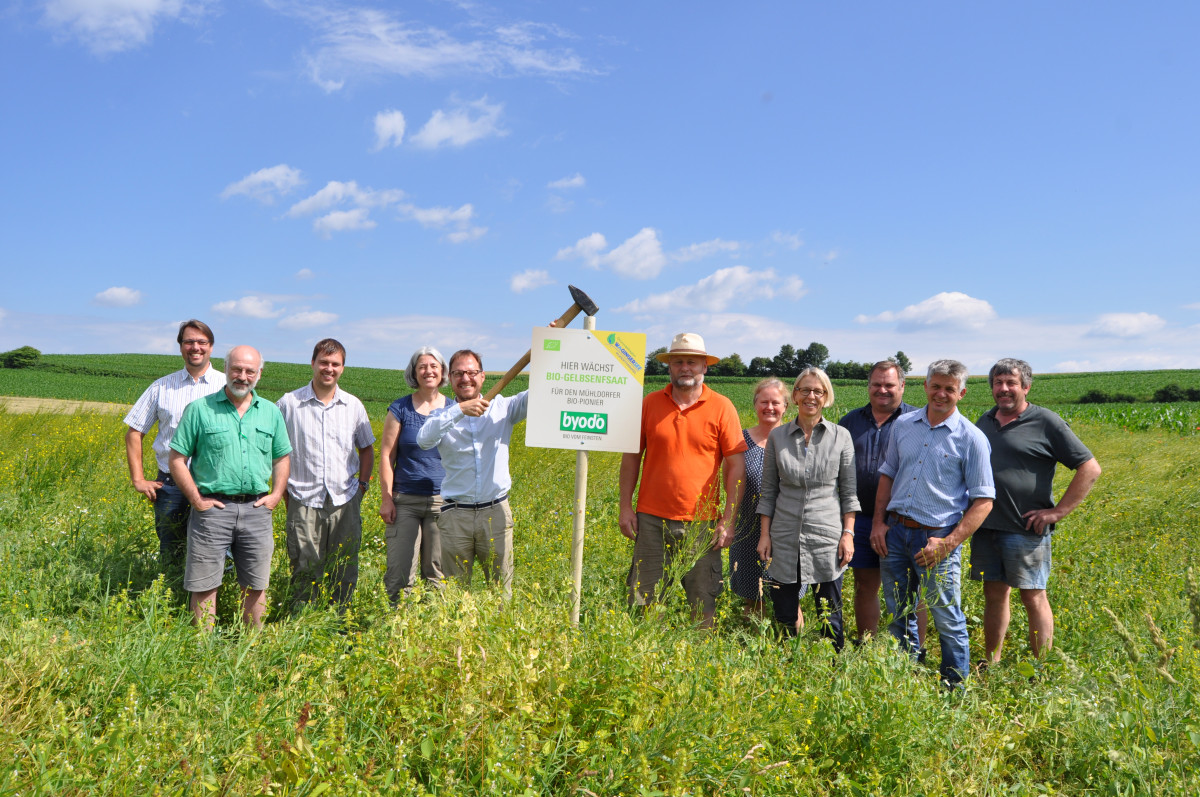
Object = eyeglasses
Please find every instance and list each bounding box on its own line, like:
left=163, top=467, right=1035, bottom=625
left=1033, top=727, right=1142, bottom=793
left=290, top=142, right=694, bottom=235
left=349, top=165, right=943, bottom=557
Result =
left=181, top=339, right=211, bottom=347
left=450, top=369, right=482, bottom=379
left=796, top=388, right=826, bottom=398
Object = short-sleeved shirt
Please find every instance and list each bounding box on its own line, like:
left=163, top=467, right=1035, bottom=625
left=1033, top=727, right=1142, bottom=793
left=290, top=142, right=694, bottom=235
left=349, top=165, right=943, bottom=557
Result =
left=838, top=402, right=919, bottom=519
left=635, top=384, right=748, bottom=521
left=123, top=366, right=227, bottom=472
left=977, top=404, right=1093, bottom=535
left=277, top=383, right=376, bottom=508
left=387, top=394, right=445, bottom=496
left=880, top=408, right=995, bottom=529
left=170, top=389, right=292, bottom=495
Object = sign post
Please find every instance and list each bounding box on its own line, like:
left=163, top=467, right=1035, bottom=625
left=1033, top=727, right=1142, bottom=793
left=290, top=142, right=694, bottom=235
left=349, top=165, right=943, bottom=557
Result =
left=526, top=324, right=646, bottom=625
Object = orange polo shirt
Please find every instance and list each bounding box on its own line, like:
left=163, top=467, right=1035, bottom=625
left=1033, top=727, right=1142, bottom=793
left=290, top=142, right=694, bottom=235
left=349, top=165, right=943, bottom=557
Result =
left=635, top=384, right=747, bottom=521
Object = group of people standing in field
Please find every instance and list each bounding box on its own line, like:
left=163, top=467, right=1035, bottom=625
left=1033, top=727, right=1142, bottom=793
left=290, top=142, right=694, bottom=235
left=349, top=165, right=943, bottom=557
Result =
left=125, top=321, right=1100, bottom=686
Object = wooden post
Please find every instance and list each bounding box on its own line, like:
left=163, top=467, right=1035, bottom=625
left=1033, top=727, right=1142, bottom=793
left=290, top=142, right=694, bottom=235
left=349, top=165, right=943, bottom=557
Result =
left=569, top=314, right=595, bottom=626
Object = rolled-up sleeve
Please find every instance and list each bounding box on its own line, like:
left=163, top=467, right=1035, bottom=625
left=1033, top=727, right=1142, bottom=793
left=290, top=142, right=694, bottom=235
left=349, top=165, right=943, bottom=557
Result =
left=836, top=429, right=861, bottom=516
left=964, top=431, right=996, bottom=500
left=417, top=404, right=463, bottom=450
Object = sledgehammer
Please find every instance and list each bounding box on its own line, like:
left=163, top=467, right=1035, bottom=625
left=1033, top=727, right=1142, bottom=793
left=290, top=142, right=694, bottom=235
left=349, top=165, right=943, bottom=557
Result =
left=483, top=284, right=599, bottom=401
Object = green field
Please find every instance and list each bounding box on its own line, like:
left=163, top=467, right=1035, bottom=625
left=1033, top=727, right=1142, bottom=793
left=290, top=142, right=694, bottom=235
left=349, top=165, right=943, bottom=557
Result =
left=4, top=354, right=1199, bottom=434
left=1, top=358, right=1199, bottom=793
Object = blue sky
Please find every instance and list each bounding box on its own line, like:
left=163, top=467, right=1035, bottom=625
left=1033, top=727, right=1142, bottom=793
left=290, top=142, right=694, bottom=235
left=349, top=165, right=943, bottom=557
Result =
left=2, top=1, right=1197, bottom=376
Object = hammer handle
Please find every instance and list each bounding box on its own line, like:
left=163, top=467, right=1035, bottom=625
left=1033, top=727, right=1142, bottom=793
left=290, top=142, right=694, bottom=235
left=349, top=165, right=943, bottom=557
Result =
left=482, top=304, right=587, bottom=400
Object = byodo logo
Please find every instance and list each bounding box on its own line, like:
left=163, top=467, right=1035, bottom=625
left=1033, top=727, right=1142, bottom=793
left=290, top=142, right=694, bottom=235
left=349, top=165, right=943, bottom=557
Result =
left=560, top=411, right=608, bottom=434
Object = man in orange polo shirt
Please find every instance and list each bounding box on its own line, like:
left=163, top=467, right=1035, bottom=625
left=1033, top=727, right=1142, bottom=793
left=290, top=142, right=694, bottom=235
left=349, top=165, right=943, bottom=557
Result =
left=619, top=332, right=747, bottom=628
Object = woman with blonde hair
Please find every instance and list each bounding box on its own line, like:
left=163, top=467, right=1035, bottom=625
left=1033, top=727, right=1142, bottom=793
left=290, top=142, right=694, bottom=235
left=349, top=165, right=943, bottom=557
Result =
left=728, top=377, right=788, bottom=616
left=757, top=367, right=859, bottom=650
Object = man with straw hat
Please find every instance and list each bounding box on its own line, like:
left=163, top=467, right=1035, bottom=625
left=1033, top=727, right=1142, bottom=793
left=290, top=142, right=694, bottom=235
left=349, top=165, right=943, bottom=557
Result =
left=619, top=332, right=746, bottom=628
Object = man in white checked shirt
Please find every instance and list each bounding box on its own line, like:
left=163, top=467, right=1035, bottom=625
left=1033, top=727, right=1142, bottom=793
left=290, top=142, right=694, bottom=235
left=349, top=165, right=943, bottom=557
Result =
left=124, top=319, right=227, bottom=586
left=276, top=338, right=375, bottom=611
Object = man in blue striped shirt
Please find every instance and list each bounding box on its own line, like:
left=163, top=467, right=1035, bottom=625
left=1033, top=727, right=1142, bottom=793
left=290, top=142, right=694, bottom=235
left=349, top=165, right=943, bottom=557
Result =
left=870, top=359, right=995, bottom=686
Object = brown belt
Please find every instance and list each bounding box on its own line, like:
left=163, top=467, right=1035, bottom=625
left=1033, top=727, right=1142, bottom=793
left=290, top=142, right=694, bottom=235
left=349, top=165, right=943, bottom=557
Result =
left=889, top=512, right=939, bottom=531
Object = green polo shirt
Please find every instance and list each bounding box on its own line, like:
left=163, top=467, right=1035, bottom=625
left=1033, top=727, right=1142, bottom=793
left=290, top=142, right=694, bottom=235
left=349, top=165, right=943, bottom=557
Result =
left=170, top=389, right=292, bottom=495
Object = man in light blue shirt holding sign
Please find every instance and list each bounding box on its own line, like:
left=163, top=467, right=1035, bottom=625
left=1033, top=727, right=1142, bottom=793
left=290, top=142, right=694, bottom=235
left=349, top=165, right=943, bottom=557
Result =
left=417, top=349, right=527, bottom=597
left=870, top=359, right=995, bottom=686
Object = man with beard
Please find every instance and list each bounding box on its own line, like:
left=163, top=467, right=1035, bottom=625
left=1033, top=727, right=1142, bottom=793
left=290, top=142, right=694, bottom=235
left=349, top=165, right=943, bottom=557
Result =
left=619, top=332, right=746, bottom=628
left=973, top=358, right=1100, bottom=663
left=169, top=345, right=291, bottom=629
left=123, top=319, right=226, bottom=584
left=837, top=360, right=923, bottom=644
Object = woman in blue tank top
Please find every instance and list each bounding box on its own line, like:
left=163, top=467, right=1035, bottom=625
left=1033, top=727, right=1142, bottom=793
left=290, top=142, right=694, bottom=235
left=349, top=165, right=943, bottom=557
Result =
left=379, top=346, right=449, bottom=604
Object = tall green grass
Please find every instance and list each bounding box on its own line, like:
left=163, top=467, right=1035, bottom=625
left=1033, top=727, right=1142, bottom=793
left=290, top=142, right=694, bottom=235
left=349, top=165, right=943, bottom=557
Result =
left=1, top=404, right=1199, bottom=793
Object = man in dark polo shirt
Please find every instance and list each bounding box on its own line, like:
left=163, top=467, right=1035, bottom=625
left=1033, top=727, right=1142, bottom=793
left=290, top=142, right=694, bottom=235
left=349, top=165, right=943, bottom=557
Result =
left=838, top=360, right=922, bottom=644
left=973, top=358, right=1101, bottom=663
left=169, top=345, right=291, bottom=629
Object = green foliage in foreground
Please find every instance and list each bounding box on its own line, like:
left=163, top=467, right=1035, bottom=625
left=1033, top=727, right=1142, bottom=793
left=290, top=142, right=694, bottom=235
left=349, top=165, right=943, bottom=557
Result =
left=2, top=411, right=1200, bottom=794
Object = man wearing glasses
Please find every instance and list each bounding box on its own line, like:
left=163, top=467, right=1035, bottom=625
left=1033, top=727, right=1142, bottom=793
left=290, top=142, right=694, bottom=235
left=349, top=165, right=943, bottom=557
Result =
left=123, top=319, right=226, bottom=585
left=416, top=349, right=527, bottom=597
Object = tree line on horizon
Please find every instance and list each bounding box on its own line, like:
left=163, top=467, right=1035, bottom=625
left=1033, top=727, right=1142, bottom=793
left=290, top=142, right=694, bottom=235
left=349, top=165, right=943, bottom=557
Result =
left=645, top=342, right=913, bottom=380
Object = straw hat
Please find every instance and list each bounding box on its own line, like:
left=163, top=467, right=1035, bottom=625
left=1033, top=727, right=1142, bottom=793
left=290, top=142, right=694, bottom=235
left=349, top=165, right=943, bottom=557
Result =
left=655, top=332, right=719, bottom=365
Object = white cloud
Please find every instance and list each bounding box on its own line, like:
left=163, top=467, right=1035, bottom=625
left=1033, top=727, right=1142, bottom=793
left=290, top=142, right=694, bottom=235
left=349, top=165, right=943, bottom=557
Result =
left=556, top=228, right=666, bottom=279
left=1185, top=302, right=1200, bottom=311
left=0, top=308, right=7, bottom=324
left=672, top=238, right=741, bottom=263
left=555, top=232, right=607, bottom=266
left=211, top=296, right=284, bottom=319
left=1087, top=312, right=1167, bottom=338
left=280, top=4, right=590, bottom=91
left=93, top=286, right=143, bottom=307
left=446, top=226, right=487, bottom=244
left=547, top=173, right=585, bottom=190
left=410, top=97, right=506, bottom=149
left=278, top=310, right=339, bottom=330
left=286, top=180, right=403, bottom=217
left=604, top=228, right=667, bottom=279
left=373, top=109, right=406, bottom=150
left=221, top=164, right=305, bottom=205
left=285, top=180, right=404, bottom=236
left=295, top=268, right=315, bottom=280
left=41, top=0, right=212, bottom=55
left=314, top=208, right=376, bottom=237
left=617, top=267, right=806, bottom=314
left=855, top=292, right=997, bottom=331
left=510, top=269, right=554, bottom=294
left=770, top=231, right=804, bottom=251
left=398, top=202, right=485, bottom=243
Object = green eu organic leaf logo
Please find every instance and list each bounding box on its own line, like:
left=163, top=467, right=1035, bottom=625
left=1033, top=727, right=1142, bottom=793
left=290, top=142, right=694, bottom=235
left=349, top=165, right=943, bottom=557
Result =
left=544, top=339, right=561, bottom=351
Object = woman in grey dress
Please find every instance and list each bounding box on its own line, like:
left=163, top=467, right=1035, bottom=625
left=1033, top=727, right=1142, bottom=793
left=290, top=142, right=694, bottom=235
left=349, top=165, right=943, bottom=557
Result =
left=728, top=378, right=788, bottom=616
left=757, top=367, right=859, bottom=650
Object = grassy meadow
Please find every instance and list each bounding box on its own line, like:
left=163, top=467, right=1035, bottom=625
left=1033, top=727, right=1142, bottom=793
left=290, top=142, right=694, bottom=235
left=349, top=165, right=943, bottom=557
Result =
left=1, top=357, right=1200, bottom=794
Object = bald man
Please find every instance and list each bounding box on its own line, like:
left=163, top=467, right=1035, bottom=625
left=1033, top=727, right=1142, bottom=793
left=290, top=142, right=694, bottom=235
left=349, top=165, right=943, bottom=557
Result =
left=169, top=345, right=291, bottom=629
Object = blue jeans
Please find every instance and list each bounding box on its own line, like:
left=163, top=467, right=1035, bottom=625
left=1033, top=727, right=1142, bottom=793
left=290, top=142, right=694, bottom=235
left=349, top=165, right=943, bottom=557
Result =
left=154, top=470, right=191, bottom=578
left=881, top=519, right=970, bottom=685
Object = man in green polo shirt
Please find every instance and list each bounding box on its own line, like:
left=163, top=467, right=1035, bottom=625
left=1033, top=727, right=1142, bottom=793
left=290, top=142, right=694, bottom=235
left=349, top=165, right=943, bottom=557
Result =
left=169, top=345, right=291, bottom=629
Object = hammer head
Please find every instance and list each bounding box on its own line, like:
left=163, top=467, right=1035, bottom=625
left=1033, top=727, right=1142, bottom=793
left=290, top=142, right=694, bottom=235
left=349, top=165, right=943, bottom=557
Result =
left=569, top=284, right=600, bottom=316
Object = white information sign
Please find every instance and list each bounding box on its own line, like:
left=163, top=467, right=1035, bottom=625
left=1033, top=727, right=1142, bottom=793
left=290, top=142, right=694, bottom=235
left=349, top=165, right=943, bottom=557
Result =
left=526, top=328, right=646, bottom=453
